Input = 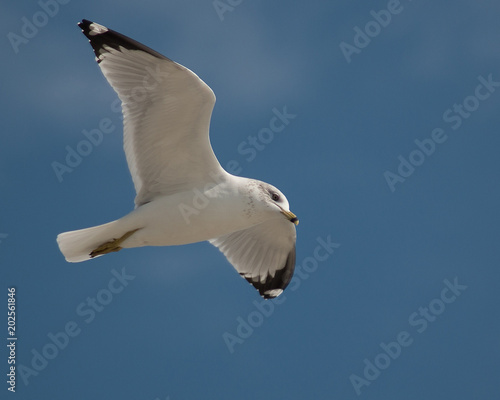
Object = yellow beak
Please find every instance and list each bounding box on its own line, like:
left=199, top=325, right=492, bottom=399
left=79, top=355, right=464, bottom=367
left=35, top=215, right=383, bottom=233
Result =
left=281, top=209, right=299, bottom=225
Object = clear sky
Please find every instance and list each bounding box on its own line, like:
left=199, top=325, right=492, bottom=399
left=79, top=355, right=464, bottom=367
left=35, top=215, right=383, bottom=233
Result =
left=1, top=1, right=500, bottom=399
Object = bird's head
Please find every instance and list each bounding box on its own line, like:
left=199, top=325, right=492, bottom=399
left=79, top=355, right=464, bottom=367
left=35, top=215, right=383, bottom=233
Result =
left=255, top=182, right=299, bottom=225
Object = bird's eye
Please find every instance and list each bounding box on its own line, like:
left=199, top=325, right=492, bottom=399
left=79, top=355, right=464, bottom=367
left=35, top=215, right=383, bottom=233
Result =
left=271, top=192, right=280, bottom=202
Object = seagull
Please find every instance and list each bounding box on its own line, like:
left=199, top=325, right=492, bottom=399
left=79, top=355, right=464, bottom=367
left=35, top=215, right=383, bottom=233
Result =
left=57, top=19, right=299, bottom=299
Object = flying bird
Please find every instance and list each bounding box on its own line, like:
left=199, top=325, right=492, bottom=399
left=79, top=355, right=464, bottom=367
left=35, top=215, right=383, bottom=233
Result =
left=57, top=19, right=299, bottom=299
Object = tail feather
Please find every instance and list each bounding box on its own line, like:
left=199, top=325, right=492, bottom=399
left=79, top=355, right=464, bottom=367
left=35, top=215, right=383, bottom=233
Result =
left=57, top=221, right=120, bottom=263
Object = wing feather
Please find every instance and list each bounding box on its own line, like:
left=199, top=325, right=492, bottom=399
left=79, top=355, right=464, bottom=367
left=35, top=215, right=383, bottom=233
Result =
left=210, top=219, right=296, bottom=299
left=78, top=20, right=224, bottom=206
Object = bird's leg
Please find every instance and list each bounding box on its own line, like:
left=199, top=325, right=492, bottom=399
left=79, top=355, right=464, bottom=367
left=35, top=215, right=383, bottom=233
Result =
left=90, top=228, right=140, bottom=258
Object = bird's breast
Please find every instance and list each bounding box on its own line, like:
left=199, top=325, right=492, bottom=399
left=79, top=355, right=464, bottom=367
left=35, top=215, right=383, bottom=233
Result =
left=120, top=186, right=263, bottom=248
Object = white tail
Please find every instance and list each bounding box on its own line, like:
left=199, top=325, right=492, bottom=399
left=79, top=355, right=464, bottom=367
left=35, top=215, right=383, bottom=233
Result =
left=57, top=220, right=120, bottom=263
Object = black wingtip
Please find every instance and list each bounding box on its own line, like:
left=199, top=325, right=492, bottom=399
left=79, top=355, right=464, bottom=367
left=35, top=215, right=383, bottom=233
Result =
left=78, top=19, right=91, bottom=28
left=243, top=246, right=296, bottom=299
left=77, top=19, right=168, bottom=64
left=78, top=19, right=98, bottom=37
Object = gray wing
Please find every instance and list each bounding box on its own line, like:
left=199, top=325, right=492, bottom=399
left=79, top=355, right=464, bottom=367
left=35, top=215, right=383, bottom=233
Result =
left=210, top=219, right=296, bottom=299
left=78, top=20, right=225, bottom=206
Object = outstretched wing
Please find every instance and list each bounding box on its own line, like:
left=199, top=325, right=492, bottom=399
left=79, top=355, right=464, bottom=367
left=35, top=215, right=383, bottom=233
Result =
left=210, top=219, right=296, bottom=299
left=78, top=19, right=224, bottom=206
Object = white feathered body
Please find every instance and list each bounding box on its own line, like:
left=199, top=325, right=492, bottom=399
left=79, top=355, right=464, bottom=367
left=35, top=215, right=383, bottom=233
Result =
left=57, top=176, right=272, bottom=262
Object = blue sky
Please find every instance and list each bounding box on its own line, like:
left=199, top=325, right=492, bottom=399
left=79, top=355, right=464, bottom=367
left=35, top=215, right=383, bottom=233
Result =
left=1, top=1, right=500, bottom=399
